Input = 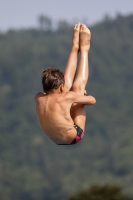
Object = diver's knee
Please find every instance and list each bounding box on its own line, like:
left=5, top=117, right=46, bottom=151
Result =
left=71, top=82, right=84, bottom=94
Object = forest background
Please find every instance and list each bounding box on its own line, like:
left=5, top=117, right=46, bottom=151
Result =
left=0, top=14, right=133, bottom=200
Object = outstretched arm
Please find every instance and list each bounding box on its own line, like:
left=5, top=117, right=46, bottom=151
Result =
left=75, top=94, right=96, bottom=105
left=66, top=91, right=96, bottom=106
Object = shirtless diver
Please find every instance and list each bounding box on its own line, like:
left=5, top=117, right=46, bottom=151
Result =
left=35, top=23, right=96, bottom=145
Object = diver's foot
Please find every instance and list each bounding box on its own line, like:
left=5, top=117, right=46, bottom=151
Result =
left=71, top=23, right=80, bottom=51
left=79, top=24, right=91, bottom=52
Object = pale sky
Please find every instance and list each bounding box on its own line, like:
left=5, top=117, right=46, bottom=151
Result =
left=0, top=0, right=133, bottom=32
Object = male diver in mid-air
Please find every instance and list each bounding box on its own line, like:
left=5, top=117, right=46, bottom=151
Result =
left=35, top=23, right=96, bottom=145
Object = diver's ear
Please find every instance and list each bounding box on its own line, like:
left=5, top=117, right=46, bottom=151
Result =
left=60, top=84, right=64, bottom=93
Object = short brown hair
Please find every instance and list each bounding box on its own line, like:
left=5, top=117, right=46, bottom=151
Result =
left=42, top=68, right=65, bottom=92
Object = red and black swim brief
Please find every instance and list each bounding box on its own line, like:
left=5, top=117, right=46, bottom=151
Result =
left=57, top=124, right=84, bottom=145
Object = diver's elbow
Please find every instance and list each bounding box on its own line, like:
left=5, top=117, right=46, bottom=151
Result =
left=93, top=97, right=96, bottom=104
left=88, top=95, right=96, bottom=105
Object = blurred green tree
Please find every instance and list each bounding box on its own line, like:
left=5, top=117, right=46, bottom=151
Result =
left=38, top=15, right=52, bottom=31
left=57, top=20, right=71, bottom=32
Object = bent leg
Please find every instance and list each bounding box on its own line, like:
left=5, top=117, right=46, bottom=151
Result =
left=71, top=24, right=91, bottom=131
left=64, top=23, right=80, bottom=92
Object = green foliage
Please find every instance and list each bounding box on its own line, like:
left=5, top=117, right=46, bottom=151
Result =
left=68, top=185, right=133, bottom=200
left=0, top=14, right=133, bottom=200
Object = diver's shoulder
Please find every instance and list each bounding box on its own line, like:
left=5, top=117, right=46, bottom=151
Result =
left=34, top=92, right=45, bottom=101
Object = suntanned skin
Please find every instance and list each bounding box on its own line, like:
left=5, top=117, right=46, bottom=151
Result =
left=35, top=24, right=96, bottom=144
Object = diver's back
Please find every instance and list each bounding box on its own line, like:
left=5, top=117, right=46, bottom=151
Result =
left=35, top=92, right=75, bottom=143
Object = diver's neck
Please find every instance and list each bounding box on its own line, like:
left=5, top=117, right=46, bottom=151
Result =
left=46, top=89, right=60, bottom=95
